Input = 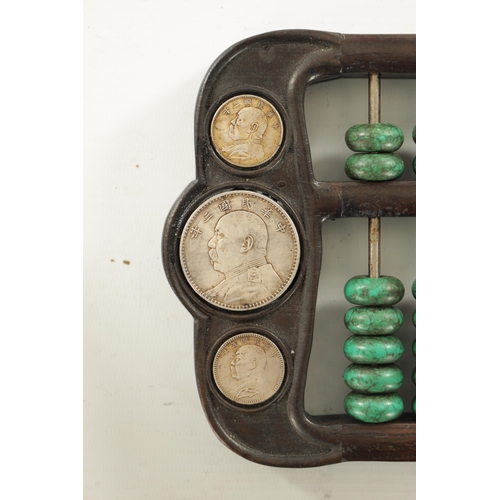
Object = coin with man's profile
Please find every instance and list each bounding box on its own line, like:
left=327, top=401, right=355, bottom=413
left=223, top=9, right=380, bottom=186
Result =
left=213, top=333, right=285, bottom=405
left=179, top=190, right=300, bottom=311
left=211, top=94, right=283, bottom=168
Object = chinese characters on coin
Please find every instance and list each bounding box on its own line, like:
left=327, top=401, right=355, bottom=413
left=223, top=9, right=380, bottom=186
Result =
left=180, top=191, right=300, bottom=311
left=211, top=95, right=283, bottom=168
left=213, top=333, right=285, bottom=405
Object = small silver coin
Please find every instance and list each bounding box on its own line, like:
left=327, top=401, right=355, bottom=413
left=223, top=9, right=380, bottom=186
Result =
left=213, top=333, right=285, bottom=405
left=211, top=94, right=283, bottom=168
left=180, top=190, right=300, bottom=311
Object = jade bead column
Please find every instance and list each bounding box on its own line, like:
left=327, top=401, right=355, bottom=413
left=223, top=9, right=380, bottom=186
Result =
left=343, top=277, right=406, bottom=423
left=345, top=123, right=405, bottom=181
left=342, top=73, right=406, bottom=423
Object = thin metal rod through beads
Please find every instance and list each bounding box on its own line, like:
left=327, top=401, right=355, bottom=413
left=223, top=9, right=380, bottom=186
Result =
left=368, top=73, right=381, bottom=279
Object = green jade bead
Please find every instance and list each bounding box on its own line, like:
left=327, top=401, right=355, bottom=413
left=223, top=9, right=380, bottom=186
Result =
left=344, top=364, right=404, bottom=393
left=345, top=123, right=404, bottom=153
left=344, top=392, right=404, bottom=423
left=412, top=310, right=416, bottom=327
left=412, top=368, right=416, bottom=385
left=344, top=276, right=405, bottom=306
left=345, top=306, right=404, bottom=335
left=344, top=335, right=404, bottom=364
left=344, top=153, right=404, bottom=181
left=412, top=397, right=416, bottom=414
left=412, top=279, right=416, bottom=298
left=412, top=339, right=416, bottom=356
left=412, top=156, right=416, bottom=173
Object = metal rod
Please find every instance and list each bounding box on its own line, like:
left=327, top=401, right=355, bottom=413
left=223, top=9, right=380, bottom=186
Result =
left=369, top=217, right=380, bottom=278
left=368, top=73, right=381, bottom=278
left=369, top=73, right=380, bottom=125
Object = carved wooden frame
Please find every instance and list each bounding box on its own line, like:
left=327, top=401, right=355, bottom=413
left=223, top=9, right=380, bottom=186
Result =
left=163, top=30, right=416, bottom=467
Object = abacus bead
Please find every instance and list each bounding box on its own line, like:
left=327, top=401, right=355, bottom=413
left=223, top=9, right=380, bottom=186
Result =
left=344, top=153, right=404, bottom=181
left=412, top=339, right=416, bottom=356
left=344, top=306, right=404, bottom=335
left=344, top=392, right=404, bottom=423
left=412, top=310, right=416, bottom=326
left=344, top=276, right=405, bottom=306
left=412, top=397, right=416, bottom=414
left=344, top=336, right=404, bottom=364
left=344, top=364, right=404, bottom=393
left=345, top=123, right=404, bottom=153
left=412, top=279, right=416, bottom=298
left=412, top=156, right=416, bottom=173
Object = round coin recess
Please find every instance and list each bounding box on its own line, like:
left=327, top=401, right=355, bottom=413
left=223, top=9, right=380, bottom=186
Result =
left=180, top=190, right=300, bottom=311
left=212, top=333, right=285, bottom=405
left=211, top=94, right=283, bottom=168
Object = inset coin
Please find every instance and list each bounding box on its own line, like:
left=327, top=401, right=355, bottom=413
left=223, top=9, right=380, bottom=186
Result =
left=211, top=94, right=283, bottom=168
left=180, top=190, right=300, bottom=311
left=213, top=333, right=285, bottom=405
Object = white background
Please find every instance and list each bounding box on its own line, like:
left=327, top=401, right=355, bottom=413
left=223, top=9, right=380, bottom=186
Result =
left=83, top=1, right=417, bottom=498
left=11, top=1, right=499, bottom=499
left=88, top=1, right=417, bottom=498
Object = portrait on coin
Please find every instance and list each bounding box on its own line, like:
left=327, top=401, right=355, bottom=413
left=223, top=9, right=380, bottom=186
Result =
left=212, top=332, right=286, bottom=405
left=211, top=96, right=283, bottom=168
left=230, top=344, right=267, bottom=401
left=206, top=210, right=282, bottom=306
left=220, top=107, right=268, bottom=163
left=180, top=190, right=300, bottom=311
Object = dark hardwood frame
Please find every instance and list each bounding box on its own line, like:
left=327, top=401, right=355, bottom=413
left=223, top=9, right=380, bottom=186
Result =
left=163, top=30, right=416, bottom=467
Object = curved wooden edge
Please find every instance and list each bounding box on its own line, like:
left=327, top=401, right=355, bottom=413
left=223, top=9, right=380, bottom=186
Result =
left=163, top=30, right=416, bottom=467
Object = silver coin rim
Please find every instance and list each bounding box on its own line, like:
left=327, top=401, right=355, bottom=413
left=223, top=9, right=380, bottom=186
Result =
left=212, top=332, right=286, bottom=406
left=210, top=94, right=284, bottom=168
left=179, top=190, right=301, bottom=311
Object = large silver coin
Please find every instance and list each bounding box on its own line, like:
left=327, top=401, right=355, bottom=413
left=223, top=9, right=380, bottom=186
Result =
left=213, top=333, right=285, bottom=405
left=180, top=190, right=300, bottom=311
left=211, top=94, right=283, bottom=168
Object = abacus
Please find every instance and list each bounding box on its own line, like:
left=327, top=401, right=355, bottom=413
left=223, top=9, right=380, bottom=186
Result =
left=163, top=30, right=416, bottom=467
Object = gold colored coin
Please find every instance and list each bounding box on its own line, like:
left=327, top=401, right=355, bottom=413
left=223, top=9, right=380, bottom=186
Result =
left=179, top=190, right=300, bottom=311
left=213, top=333, right=285, bottom=405
left=211, top=94, right=283, bottom=168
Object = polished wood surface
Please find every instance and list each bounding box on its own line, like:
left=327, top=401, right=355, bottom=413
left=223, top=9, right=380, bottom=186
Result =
left=163, top=30, right=416, bottom=467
